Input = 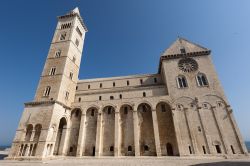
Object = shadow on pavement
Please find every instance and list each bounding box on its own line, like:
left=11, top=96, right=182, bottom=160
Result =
left=192, top=161, right=250, bottom=166
left=0, top=154, right=7, bottom=160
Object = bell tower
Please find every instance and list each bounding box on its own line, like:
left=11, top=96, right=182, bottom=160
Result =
left=8, top=8, right=88, bottom=159
left=34, top=7, right=87, bottom=107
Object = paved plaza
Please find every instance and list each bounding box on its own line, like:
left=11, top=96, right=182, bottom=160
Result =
left=1, top=156, right=250, bottom=166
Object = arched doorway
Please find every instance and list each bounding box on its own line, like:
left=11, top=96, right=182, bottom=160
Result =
left=120, top=105, right=134, bottom=156
left=68, top=108, right=82, bottom=156
left=54, top=117, right=67, bottom=155
left=84, top=107, right=98, bottom=156
left=102, top=106, right=115, bottom=156
left=156, top=102, right=178, bottom=156
left=137, top=103, right=156, bottom=156
left=166, top=143, right=174, bottom=156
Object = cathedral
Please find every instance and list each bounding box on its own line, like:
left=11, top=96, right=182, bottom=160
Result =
left=7, top=8, right=248, bottom=159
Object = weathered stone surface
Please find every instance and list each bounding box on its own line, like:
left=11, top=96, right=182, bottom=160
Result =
left=7, top=7, right=248, bottom=160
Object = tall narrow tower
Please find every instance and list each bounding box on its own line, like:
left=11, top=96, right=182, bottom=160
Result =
left=8, top=8, right=87, bottom=159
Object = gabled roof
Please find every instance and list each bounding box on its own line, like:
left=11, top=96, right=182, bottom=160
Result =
left=162, top=37, right=209, bottom=56
left=158, top=37, right=211, bottom=73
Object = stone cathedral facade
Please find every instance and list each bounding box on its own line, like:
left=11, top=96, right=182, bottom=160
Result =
left=8, top=8, right=248, bottom=160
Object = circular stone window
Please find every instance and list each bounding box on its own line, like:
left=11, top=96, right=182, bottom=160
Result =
left=178, top=58, right=198, bottom=72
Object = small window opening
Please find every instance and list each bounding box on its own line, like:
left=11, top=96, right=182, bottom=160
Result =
left=119, top=94, right=122, bottom=99
left=100, top=83, right=102, bottom=88
left=215, top=145, right=221, bottom=154
left=75, top=39, right=79, bottom=47
left=110, top=96, right=114, bottom=100
left=202, top=146, right=206, bottom=154
left=88, top=85, right=90, bottom=89
left=65, top=91, right=69, bottom=100
left=44, top=86, right=51, bottom=97
left=72, top=56, right=76, bottom=63
left=69, top=72, right=73, bottom=80
left=99, top=96, right=102, bottom=101
left=127, top=80, right=130, bottom=86
left=55, top=50, right=61, bottom=58
left=143, top=92, right=146, bottom=97
left=144, top=145, right=149, bottom=151
left=78, top=97, right=81, bottom=102
left=110, top=146, right=114, bottom=152
left=180, top=47, right=186, bottom=54
left=140, top=79, right=143, bottom=84
left=49, top=67, right=56, bottom=76
left=76, top=86, right=78, bottom=90
left=69, top=147, right=73, bottom=152
left=113, top=82, right=115, bottom=87
left=60, top=33, right=66, bottom=40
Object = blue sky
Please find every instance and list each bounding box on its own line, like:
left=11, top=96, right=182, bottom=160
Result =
left=0, top=0, right=250, bottom=145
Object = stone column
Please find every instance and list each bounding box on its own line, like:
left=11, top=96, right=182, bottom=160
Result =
left=59, top=126, right=70, bottom=155
left=226, top=107, right=248, bottom=155
left=30, top=130, right=36, bottom=142
left=77, top=113, right=86, bottom=156
left=171, top=109, right=183, bottom=156
left=197, top=106, right=212, bottom=154
left=211, top=106, right=229, bottom=154
left=95, top=112, right=103, bottom=157
left=24, top=144, right=30, bottom=156
left=151, top=109, right=162, bottom=156
left=133, top=110, right=140, bottom=156
left=183, top=108, right=198, bottom=154
left=114, top=111, right=120, bottom=156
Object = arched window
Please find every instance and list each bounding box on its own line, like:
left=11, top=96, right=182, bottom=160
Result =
left=25, top=124, right=33, bottom=142
left=43, top=86, right=51, bottom=96
left=177, top=75, right=188, bottom=88
left=196, top=73, right=208, bottom=86
left=33, top=124, right=42, bottom=142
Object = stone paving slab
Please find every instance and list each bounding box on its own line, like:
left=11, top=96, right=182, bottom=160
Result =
left=1, top=157, right=250, bottom=166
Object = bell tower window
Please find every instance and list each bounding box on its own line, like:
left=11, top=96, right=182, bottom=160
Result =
left=49, top=67, right=56, bottom=76
left=43, top=86, right=51, bottom=97
left=60, top=33, right=66, bottom=41
left=55, top=50, right=61, bottom=58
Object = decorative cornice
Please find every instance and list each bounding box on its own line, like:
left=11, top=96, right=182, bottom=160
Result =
left=24, top=100, right=71, bottom=110
left=158, top=50, right=211, bottom=73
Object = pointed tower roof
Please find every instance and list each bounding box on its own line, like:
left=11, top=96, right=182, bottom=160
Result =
left=162, top=37, right=209, bottom=56
left=58, top=7, right=88, bottom=31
